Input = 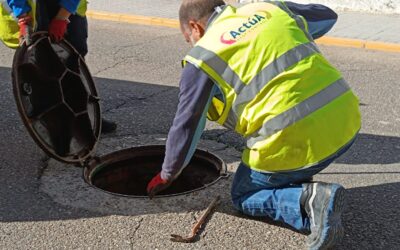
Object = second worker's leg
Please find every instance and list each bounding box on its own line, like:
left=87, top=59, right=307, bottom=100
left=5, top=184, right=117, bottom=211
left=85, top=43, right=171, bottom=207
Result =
left=66, top=14, right=117, bottom=134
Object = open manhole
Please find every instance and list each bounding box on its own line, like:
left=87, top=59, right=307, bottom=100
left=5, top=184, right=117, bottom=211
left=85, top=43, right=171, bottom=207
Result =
left=12, top=33, right=227, bottom=198
left=84, top=145, right=227, bottom=197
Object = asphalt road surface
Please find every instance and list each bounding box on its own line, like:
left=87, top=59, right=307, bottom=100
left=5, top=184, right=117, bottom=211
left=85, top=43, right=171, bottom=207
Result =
left=0, top=20, right=399, bottom=249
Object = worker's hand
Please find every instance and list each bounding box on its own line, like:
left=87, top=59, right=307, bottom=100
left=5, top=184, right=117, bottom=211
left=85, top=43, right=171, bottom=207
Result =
left=17, top=14, right=32, bottom=43
left=48, top=18, right=69, bottom=42
left=147, top=172, right=171, bottom=199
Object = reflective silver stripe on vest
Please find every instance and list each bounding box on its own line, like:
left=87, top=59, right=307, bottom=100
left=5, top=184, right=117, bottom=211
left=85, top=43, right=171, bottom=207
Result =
left=234, top=42, right=318, bottom=106
left=188, top=42, right=319, bottom=129
left=223, top=110, right=238, bottom=130
left=188, top=46, right=246, bottom=94
left=0, top=0, right=37, bottom=20
left=273, top=1, right=315, bottom=42
left=228, top=41, right=319, bottom=125
left=246, top=78, right=350, bottom=148
left=0, top=0, right=13, bottom=15
left=206, top=5, right=228, bottom=31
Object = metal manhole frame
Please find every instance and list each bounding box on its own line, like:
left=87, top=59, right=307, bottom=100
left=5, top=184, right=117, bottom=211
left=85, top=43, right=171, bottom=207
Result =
left=83, top=144, right=230, bottom=198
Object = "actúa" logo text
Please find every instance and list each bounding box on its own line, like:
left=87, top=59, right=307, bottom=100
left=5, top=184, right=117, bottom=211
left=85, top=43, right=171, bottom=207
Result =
left=220, top=13, right=269, bottom=45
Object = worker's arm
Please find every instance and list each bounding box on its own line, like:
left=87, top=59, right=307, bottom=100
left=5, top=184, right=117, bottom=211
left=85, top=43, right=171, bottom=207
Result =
left=160, top=64, right=216, bottom=181
left=6, top=0, right=30, bottom=17
left=6, top=0, right=80, bottom=18
left=283, top=1, right=338, bottom=39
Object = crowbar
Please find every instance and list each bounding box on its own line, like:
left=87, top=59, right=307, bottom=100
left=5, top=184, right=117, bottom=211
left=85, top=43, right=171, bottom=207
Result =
left=170, top=196, right=220, bottom=243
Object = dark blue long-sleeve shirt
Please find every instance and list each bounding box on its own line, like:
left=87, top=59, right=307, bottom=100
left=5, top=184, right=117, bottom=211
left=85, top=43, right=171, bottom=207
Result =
left=7, top=0, right=81, bottom=17
left=160, top=2, right=338, bottom=180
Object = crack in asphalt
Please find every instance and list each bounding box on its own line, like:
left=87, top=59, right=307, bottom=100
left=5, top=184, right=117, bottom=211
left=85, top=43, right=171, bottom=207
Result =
left=341, top=69, right=377, bottom=72
left=37, top=155, right=51, bottom=180
left=111, top=33, right=179, bottom=61
left=93, top=33, right=179, bottom=75
left=103, top=88, right=176, bottom=113
left=130, top=217, right=144, bottom=249
left=103, top=99, right=128, bottom=113
left=93, top=60, right=128, bottom=75
left=191, top=211, right=198, bottom=222
left=202, top=130, right=245, bottom=152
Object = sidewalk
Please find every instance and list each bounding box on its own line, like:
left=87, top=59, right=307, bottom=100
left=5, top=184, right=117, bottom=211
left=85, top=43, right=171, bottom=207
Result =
left=87, top=0, right=400, bottom=51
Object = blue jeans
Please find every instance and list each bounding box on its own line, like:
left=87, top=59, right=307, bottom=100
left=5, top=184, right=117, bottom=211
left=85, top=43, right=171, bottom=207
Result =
left=36, top=0, right=88, bottom=57
left=231, top=138, right=355, bottom=232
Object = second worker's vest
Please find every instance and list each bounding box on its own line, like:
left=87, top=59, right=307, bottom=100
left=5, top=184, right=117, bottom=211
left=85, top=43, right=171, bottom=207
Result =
left=0, top=0, right=87, bottom=48
left=183, top=2, right=361, bottom=172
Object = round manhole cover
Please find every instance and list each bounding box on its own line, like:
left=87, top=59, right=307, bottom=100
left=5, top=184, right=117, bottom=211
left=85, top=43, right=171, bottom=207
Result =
left=84, top=145, right=227, bottom=198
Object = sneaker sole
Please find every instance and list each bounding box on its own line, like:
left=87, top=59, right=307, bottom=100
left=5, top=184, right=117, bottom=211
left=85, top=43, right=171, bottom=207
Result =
left=309, top=184, right=345, bottom=250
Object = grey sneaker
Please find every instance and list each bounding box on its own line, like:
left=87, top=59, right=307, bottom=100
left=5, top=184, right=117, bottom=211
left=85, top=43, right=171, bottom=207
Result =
left=301, top=182, right=345, bottom=250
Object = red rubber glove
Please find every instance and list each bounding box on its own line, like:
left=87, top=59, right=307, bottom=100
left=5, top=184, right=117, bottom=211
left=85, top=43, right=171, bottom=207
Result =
left=48, top=18, right=69, bottom=42
left=18, top=15, right=32, bottom=41
left=147, top=172, right=171, bottom=199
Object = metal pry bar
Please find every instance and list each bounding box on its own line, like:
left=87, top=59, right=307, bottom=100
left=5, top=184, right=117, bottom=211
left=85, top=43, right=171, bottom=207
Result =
left=170, top=196, right=220, bottom=243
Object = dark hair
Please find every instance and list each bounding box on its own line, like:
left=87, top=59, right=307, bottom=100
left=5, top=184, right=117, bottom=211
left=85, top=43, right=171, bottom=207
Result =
left=179, top=0, right=226, bottom=28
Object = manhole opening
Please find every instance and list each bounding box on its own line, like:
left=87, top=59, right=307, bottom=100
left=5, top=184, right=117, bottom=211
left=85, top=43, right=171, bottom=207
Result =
left=84, top=146, right=226, bottom=198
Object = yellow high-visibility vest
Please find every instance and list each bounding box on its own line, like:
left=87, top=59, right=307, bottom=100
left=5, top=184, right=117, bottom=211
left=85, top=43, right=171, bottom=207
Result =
left=183, top=2, right=361, bottom=172
left=76, top=0, right=87, bottom=17
left=0, top=0, right=87, bottom=49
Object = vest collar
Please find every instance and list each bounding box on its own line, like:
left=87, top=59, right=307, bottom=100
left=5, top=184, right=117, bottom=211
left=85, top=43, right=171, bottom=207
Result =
left=206, top=5, right=228, bottom=31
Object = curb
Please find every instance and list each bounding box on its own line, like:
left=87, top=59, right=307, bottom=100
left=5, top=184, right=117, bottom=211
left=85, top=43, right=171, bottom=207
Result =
left=86, top=10, right=179, bottom=29
left=316, top=37, right=400, bottom=53
left=87, top=10, right=400, bottom=53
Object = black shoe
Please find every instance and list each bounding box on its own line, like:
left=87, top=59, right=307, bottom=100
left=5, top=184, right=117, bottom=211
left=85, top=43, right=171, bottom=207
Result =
left=101, top=118, right=117, bottom=134
left=301, top=182, right=345, bottom=250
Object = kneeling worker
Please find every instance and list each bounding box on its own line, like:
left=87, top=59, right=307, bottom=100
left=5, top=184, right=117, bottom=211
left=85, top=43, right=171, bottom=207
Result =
left=147, top=1, right=361, bottom=249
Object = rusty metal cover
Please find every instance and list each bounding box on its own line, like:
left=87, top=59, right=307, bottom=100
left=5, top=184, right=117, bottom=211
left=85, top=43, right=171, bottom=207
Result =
left=12, top=33, right=101, bottom=164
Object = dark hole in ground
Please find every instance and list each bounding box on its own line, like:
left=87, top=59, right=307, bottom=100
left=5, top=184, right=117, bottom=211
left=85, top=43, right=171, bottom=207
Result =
left=90, top=151, right=222, bottom=197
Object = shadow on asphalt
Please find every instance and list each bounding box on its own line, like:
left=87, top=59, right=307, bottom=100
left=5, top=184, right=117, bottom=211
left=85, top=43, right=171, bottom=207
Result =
left=339, top=182, right=400, bottom=249
left=0, top=67, right=399, bottom=248
left=336, top=133, right=400, bottom=165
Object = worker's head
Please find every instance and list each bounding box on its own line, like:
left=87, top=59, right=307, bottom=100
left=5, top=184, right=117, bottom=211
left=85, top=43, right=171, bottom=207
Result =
left=179, top=0, right=225, bottom=46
